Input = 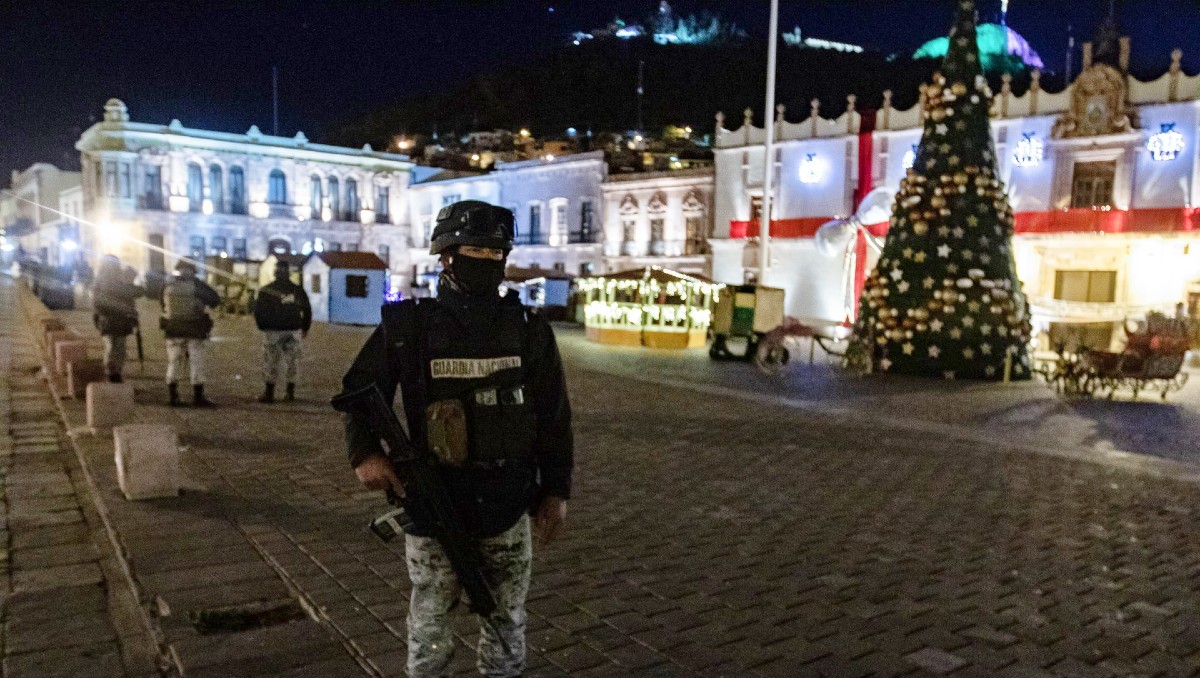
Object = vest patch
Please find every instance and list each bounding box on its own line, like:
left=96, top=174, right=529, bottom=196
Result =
left=430, top=356, right=521, bottom=379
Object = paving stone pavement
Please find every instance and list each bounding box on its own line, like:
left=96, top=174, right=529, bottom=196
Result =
left=0, top=280, right=162, bottom=677
left=17, top=275, right=1200, bottom=677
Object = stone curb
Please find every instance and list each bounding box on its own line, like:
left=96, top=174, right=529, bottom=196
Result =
left=15, top=283, right=177, bottom=677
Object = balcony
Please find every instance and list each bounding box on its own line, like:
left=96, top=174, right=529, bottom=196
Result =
left=513, top=231, right=598, bottom=246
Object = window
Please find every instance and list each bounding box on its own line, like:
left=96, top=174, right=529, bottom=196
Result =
left=211, top=236, right=227, bottom=257
left=208, top=165, right=223, bottom=212
left=187, top=163, right=203, bottom=211
left=311, top=274, right=322, bottom=294
left=141, top=166, right=163, bottom=209
left=750, top=195, right=763, bottom=222
left=268, top=169, right=287, bottom=205
left=328, top=177, right=340, bottom=219
left=376, top=186, right=390, bottom=223
left=1054, top=270, right=1117, bottom=303
left=622, top=219, right=637, bottom=255
left=229, top=167, right=247, bottom=214
left=580, top=201, right=595, bottom=242
left=1070, top=161, right=1115, bottom=209
left=119, top=162, right=132, bottom=198
left=345, top=178, right=360, bottom=218
left=268, top=238, right=291, bottom=255
left=348, top=242, right=360, bottom=252
left=103, top=161, right=118, bottom=197
left=579, top=262, right=594, bottom=277
left=189, top=236, right=205, bottom=260
left=551, top=200, right=568, bottom=246
left=232, top=238, right=247, bottom=260
left=345, top=274, right=369, bottom=298
left=650, top=218, right=665, bottom=255
left=310, top=175, right=323, bottom=219
left=329, top=242, right=343, bottom=252
left=442, top=193, right=461, bottom=207
left=528, top=204, right=542, bottom=243
left=685, top=216, right=708, bottom=254
left=378, top=244, right=391, bottom=266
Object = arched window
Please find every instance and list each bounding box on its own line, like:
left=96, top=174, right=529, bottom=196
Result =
left=310, top=175, right=323, bottom=219
left=345, top=178, right=360, bottom=219
left=267, top=169, right=287, bottom=205
left=228, top=167, right=246, bottom=214
left=186, top=163, right=203, bottom=211
left=328, top=176, right=340, bottom=220
left=267, top=238, right=292, bottom=255
left=209, top=165, right=224, bottom=212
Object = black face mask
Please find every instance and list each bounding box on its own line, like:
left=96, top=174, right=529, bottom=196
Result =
left=450, top=255, right=505, bottom=296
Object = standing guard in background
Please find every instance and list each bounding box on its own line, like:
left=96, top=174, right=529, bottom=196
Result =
left=161, top=259, right=220, bottom=407
left=253, top=260, right=312, bottom=403
left=341, top=200, right=574, bottom=678
left=92, top=256, right=143, bottom=383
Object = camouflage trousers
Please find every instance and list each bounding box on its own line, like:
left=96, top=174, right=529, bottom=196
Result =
left=261, top=330, right=301, bottom=384
left=405, top=515, right=531, bottom=678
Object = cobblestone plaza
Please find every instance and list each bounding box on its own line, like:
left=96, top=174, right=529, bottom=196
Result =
left=4, top=276, right=1200, bottom=676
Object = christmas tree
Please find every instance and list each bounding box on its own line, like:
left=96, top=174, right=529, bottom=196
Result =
left=852, top=0, right=1032, bottom=381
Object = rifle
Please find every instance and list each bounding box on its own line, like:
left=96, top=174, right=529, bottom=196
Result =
left=331, top=383, right=508, bottom=648
left=134, top=320, right=145, bottom=374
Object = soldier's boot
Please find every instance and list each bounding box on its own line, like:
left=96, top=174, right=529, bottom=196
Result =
left=258, top=383, right=275, bottom=404
left=192, top=384, right=216, bottom=408
left=284, top=383, right=295, bottom=402
left=168, top=382, right=182, bottom=407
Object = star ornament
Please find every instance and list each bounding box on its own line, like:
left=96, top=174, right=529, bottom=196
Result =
left=937, top=244, right=952, bottom=258
left=930, top=319, right=944, bottom=332
left=928, top=345, right=941, bottom=358
left=902, top=342, right=915, bottom=355
left=890, top=268, right=905, bottom=281
left=897, top=281, right=910, bottom=293
left=879, top=358, right=893, bottom=371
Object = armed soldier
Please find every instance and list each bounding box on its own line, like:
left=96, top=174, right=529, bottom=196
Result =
left=253, top=260, right=312, bottom=403
left=341, top=200, right=573, bottom=678
left=160, top=259, right=220, bottom=407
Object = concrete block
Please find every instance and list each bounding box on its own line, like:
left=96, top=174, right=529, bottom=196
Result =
left=45, top=330, right=77, bottom=357
left=113, top=425, right=180, bottom=500
left=55, top=340, right=88, bottom=375
left=86, top=382, right=136, bottom=428
left=68, top=359, right=107, bottom=400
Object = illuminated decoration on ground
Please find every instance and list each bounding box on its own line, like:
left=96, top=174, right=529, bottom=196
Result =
left=799, top=153, right=822, bottom=184
left=580, top=266, right=723, bottom=349
left=902, top=145, right=918, bottom=170
left=1012, top=132, right=1043, bottom=167
left=1148, top=123, right=1186, bottom=161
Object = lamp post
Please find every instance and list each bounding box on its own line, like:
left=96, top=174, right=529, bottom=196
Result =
left=758, top=0, right=780, bottom=283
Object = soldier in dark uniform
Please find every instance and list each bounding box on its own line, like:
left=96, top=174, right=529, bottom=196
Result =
left=341, top=200, right=573, bottom=678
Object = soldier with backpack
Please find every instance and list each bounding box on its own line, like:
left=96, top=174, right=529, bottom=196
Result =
left=341, top=200, right=574, bottom=678
left=253, top=260, right=312, bottom=403
left=160, top=259, right=220, bottom=407
left=92, top=256, right=144, bottom=383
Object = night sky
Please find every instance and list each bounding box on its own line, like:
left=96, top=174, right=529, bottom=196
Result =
left=3, top=1, right=1196, bottom=175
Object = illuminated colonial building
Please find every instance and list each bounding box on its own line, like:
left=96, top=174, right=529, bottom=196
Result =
left=75, top=99, right=421, bottom=288
left=600, top=167, right=713, bottom=276
left=712, top=35, right=1200, bottom=351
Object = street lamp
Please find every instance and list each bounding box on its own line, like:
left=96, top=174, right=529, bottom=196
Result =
left=758, top=0, right=780, bottom=283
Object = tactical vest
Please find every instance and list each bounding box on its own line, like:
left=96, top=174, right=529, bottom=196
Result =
left=163, top=279, right=203, bottom=321
left=383, top=296, right=536, bottom=468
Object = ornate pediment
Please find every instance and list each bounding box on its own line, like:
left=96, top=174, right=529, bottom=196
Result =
left=647, top=191, right=667, bottom=214
left=1052, top=63, right=1134, bottom=139
left=682, top=189, right=705, bottom=213
left=619, top=194, right=639, bottom=215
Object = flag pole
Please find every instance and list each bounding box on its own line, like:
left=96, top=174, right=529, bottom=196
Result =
left=758, top=0, right=780, bottom=284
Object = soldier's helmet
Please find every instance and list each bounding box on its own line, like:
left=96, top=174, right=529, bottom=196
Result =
left=429, top=200, right=515, bottom=255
